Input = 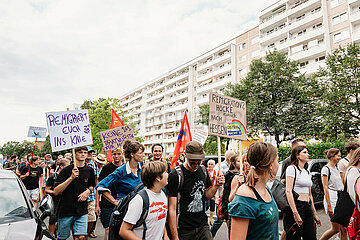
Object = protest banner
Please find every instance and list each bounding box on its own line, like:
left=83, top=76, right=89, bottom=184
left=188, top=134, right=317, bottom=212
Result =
left=193, top=125, right=208, bottom=145
left=46, top=110, right=93, bottom=152
left=208, top=92, right=247, bottom=173
left=100, top=125, right=135, bottom=151
left=27, top=126, right=47, bottom=138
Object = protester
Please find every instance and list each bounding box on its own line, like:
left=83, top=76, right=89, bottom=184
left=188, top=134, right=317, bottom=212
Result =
left=338, top=141, right=360, bottom=182
left=54, top=146, right=95, bottom=240
left=120, top=161, right=169, bottom=240
left=96, top=140, right=145, bottom=204
left=345, top=148, right=360, bottom=214
left=229, top=142, right=279, bottom=239
left=320, top=148, right=346, bottom=240
left=151, top=144, right=171, bottom=173
left=95, top=153, right=106, bottom=172
left=19, top=156, right=44, bottom=208
left=210, top=150, right=235, bottom=237
left=167, top=141, right=225, bottom=240
left=45, top=159, right=70, bottom=237
left=178, top=153, right=185, bottom=165
left=3, top=155, right=18, bottom=172
left=206, top=159, right=216, bottom=225
left=95, top=148, right=123, bottom=240
left=85, top=147, right=100, bottom=238
left=284, top=145, right=321, bottom=240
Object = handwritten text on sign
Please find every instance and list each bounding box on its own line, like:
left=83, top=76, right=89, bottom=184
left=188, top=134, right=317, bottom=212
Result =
left=208, top=92, right=247, bottom=140
left=100, top=125, right=135, bottom=151
left=46, top=110, right=93, bottom=152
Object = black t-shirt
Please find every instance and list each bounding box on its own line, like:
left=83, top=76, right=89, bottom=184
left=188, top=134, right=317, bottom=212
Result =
left=46, top=173, right=60, bottom=209
left=98, top=163, right=119, bottom=209
left=167, top=164, right=212, bottom=229
left=54, top=164, right=95, bottom=218
left=20, top=166, right=43, bottom=190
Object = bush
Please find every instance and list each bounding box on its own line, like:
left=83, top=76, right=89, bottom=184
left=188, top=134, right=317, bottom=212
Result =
left=278, top=140, right=347, bottom=162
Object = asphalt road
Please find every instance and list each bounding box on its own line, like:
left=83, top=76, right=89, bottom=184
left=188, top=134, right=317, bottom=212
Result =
left=85, top=206, right=337, bottom=240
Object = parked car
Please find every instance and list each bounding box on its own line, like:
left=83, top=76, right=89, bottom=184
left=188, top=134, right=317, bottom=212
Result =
left=0, top=169, right=55, bottom=240
left=202, top=155, right=226, bottom=168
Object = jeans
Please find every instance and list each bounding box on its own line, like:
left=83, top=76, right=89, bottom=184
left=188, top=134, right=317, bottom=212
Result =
left=210, top=214, right=224, bottom=237
left=179, top=224, right=212, bottom=240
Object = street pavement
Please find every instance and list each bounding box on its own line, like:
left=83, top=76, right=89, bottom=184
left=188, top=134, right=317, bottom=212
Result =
left=82, top=206, right=337, bottom=240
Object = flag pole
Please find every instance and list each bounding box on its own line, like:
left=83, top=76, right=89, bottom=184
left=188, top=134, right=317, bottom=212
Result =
left=217, top=136, right=221, bottom=175
left=28, top=137, right=38, bottom=173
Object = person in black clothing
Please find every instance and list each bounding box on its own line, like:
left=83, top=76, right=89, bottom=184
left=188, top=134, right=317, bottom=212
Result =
left=167, top=141, right=225, bottom=240
left=45, top=159, right=70, bottom=236
left=96, top=148, right=123, bottom=240
left=54, top=146, right=95, bottom=240
left=19, top=156, right=43, bottom=208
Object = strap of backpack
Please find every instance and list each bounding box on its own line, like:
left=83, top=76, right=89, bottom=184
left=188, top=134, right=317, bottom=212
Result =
left=134, top=189, right=149, bottom=240
left=325, top=166, right=331, bottom=182
left=292, top=165, right=297, bottom=192
left=175, top=166, right=184, bottom=192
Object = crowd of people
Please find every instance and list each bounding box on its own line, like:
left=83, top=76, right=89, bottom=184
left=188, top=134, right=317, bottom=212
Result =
left=2, top=139, right=360, bottom=240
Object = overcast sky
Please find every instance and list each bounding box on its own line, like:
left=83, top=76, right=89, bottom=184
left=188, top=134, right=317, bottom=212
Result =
left=0, top=0, right=269, bottom=145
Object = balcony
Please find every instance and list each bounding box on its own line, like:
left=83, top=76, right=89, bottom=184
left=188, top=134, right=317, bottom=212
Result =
left=197, top=77, right=232, bottom=94
left=196, top=64, right=231, bottom=83
left=353, top=30, right=360, bottom=43
left=349, top=0, right=359, bottom=6
left=350, top=10, right=360, bottom=24
left=299, top=61, right=325, bottom=75
left=196, top=95, right=210, bottom=105
left=287, top=0, right=321, bottom=17
left=166, top=72, right=189, bottom=86
left=197, top=51, right=231, bottom=72
left=260, top=9, right=287, bottom=31
left=288, top=10, right=322, bottom=33
left=289, top=26, right=324, bottom=47
left=291, top=44, right=325, bottom=61
left=163, top=93, right=188, bottom=105
left=260, top=25, right=288, bottom=45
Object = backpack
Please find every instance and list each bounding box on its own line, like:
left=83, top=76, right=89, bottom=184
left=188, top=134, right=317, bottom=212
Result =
left=318, top=165, right=333, bottom=191
left=221, top=171, right=240, bottom=220
left=109, top=184, right=149, bottom=240
left=174, top=165, right=208, bottom=191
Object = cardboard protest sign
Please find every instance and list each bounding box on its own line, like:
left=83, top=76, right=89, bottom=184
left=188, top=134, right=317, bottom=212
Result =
left=100, top=125, right=135, bottom=151
left=208, top=92, right=247, bottom=140
left=46, top=110, right=93, bottom=152
left=28, top=126, right=47, bottom=138
left=193, top=125, right=208, bottom=145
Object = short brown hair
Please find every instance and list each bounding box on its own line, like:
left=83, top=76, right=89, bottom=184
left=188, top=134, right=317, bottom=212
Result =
left=324, top=148, right=340, bottom=160
left=75, top=146, right=88, bottom=153
left=123, top=140, right=144, bottom=160
left=141, top=161, right=167, bottom=188
left=59, top=159, right=70, bottom=167
left=344, top=142, right=360, bottom=153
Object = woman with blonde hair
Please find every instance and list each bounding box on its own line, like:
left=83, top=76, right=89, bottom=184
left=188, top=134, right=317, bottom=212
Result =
left=229, top=142, right=279, bottom=239
left=320, top=148, right=346, bottom=240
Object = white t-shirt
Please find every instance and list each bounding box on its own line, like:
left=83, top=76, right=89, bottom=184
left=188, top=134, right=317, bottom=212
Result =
left=123, top=188, right=168, bottom=240
left=286, top=165, right=312, bottom=194
left=338, top=157, right=350, bottom=173
left=346, top=166, right=360, bottom=204
left=321, top=165, right=343, bottom=191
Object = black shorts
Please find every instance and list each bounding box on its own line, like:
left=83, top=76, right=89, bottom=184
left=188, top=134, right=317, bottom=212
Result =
left=100, top=207, right=113, bottom=228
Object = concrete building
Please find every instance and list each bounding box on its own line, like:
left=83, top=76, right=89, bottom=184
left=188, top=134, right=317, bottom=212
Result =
left=119, top=0, right=360, bottom=154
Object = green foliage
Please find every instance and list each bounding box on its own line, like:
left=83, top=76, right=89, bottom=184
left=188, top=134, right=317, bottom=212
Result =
left=278, top=141, right=347, bottom=162
left=80, top=97, right=143, bottom=153
left=203, top=136, right=226, bottom=155
left=38, top=136, right=71, bottom=159
left=225, top=51, right=320, bottom=147
left=0, top=140, right=40, bottom=159
left=197, top=104, right=209, bottom=125
left=315, top=43, right=360, bottom=141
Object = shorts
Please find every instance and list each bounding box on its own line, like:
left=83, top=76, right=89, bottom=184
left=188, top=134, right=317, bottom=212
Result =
left=27, top=188, right=39, bottom=201
left=100, top=207, right=113, bottom=228
left=58, top=214, right=88, bottom=240
left=324, top=189, right=338, bottom=214
left=87, top=200, right=96, bottom=222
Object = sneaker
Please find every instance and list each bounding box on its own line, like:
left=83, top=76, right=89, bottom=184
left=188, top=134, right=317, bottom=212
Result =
left=89, top=232, right=97, bottom=238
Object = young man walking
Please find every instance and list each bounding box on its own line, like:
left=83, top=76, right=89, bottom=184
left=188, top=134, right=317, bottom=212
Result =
left=54, top=146, right=95, bottom=240
left=167, top=141, right=225, bottom=240
left=338, top=141, right=360, bottom=182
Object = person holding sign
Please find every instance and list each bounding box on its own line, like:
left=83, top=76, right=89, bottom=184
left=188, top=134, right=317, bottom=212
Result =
left=96, top=140, right=145, bottom=205
left=54, top=146, right=96, bottom=240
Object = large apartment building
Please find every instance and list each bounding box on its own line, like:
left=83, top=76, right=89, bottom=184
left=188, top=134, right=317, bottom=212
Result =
left=120, top=0, right=360, bottom=154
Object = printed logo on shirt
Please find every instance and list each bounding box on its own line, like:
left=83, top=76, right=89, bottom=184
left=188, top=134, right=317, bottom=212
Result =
left=149, top=202, right=167, bottom=220
left=187, top=180, right=205, bottom=212
left=84, top=178, right=88, bottom=183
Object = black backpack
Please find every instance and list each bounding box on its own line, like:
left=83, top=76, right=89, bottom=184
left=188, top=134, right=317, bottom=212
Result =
left=221, top=171, right=240, bottom=219
left=109, top=184, right=149, bottom=240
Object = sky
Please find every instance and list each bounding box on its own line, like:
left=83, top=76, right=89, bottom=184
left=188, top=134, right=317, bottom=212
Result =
left=0, top=0, right=269, bottom=145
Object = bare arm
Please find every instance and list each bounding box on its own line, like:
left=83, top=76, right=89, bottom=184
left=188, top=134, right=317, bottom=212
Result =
left=309, top=188, right=321, bottom=226
left=45, top=186, right=55, bottom=195
left=230, top=216, right=249, bottom=240
left=285, top=175, right=302, bottom=226
left=205, top=174, right=225, bottom=200
left=229, top=174, right=245, bottom=202
left=103, top=191, right=118, bottom=206
left=322, top=175, right=332, bottom=217
left=167, top=196, right=179, bottom=240
left=119, top=222, right=141, bottom=240
left=340, top=172, right=345, bottom=185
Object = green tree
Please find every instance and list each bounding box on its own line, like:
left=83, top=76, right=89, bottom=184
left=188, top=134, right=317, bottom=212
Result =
left=0, top=140, right=40, bottom=158
left=225, top=51, right=320, bottom=147
left=316, top=43, right=360, bottom=141
left=81, top=97, right=142, bottom=153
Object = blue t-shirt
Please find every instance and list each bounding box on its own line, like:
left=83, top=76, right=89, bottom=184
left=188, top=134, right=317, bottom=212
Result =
left=228, top=188, right=279, bottom=240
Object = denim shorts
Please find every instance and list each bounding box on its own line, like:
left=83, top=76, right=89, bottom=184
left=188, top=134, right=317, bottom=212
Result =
left=58, top=214, right=88, bottom=239
left=100, top=207, right=113, bottom=228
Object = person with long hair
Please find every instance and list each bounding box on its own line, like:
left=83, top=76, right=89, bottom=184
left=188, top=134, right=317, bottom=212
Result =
left=345, top=148, right=360, bottom=221
left=206, top=159, right=216, bottom=225
left=320, top=148, right=346, bottom=240
left=96, top=140, right=145, bottom=205
left=229, top=142, right=279, bottom=239
left=284, top=145, right=321, bottom=240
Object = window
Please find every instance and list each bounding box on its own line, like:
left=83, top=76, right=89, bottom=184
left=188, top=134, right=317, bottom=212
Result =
left=333, top=30, right=350, bottom=42
left=252, top=50, right=260, bottom=58
left=251, top=37, right=259, bottom=45
left=300, top=61, right=309, bottom=68
left=268, top=43, right=275, bottom=49
left=280, top=37, right=287, bottom=44
left=239, top=43, right=246, bottom=50
left=239, top=69, right=247, bottom=75
left=331, top=0, right=346, bottom=8
left=315, top=56, right=325, bottom=62
left=296, top=14, right=305, bottom=21
left=239, top=55, right=247, bottom=62
left=332, top=12, right=347, bottom=25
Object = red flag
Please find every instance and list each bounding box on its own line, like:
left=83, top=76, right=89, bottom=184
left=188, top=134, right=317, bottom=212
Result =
left=107, top=109, right=125, bottom=162
left=170, top=111, right=192, bottom=170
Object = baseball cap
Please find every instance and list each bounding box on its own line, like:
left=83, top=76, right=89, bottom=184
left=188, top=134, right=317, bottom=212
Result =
left=185, top=141, right=205, bottom=160
left=87, top=146, right=95, bottom=153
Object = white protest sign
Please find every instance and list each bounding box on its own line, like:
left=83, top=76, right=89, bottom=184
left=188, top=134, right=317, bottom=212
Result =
left=46, top=110, right=93, bottom=152
left=193, top=125, right=208, bottom=145
left=100, top=125, right=135, bottom=151
left=208, top=92, right=247, bottom=140
left=27, top=126, right=47, bottom=138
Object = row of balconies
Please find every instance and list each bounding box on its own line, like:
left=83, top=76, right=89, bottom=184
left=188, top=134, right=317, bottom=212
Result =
left=197, top=50, right=232, bottom=72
